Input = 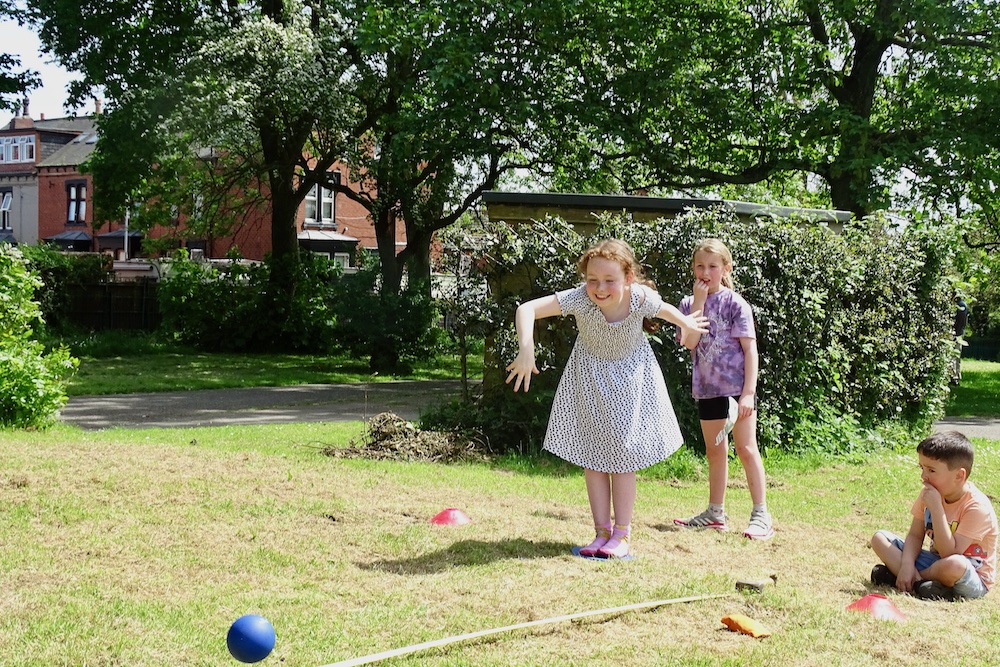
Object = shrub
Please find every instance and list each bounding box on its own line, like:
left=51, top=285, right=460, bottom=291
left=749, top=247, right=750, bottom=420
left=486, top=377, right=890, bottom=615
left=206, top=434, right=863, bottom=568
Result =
left=433, top=209, right=956, bottom=455
left=331, top=256, right=446, bottom=373
left=0, top=245, right=78, bottom=428
left=19, top=244, right=112, bottom=331
left=156, top=250, right=341, bottom=352
left=157, top=249, right=448, bottom=366
left=963, top=244, right=1000, bottom=348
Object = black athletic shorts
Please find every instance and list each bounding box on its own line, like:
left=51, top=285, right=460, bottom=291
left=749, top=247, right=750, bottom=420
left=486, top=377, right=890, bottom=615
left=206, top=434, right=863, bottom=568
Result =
left=698, top=395, right=740, bottom=421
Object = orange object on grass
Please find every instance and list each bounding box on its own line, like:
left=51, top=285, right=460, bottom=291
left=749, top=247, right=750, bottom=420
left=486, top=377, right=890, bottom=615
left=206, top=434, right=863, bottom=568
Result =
left=721, top=613, right=771, bottom=638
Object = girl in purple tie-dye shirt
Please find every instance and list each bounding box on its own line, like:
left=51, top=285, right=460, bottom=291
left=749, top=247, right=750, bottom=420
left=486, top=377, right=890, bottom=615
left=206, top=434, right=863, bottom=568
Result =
left=673, top=239, right=773, bottom=540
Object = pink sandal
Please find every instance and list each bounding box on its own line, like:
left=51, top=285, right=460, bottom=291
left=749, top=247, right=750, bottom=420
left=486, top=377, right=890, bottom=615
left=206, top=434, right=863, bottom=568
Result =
left=596, top=524, right=631, bottom=559
left=578, top=523, right=613, bottom=557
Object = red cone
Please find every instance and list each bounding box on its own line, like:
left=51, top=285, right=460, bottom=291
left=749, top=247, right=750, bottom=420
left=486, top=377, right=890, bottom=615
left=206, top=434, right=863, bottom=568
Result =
left=846, top=594, right=906, bottom=622
left=430, top=507, right=472, bottom=525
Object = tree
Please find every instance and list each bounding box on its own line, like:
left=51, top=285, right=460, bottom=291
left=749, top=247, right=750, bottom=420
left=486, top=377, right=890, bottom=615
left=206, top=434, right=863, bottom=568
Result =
left=558, top=0, right=1000, bottom=219
left=27, top=0, right=585, bottom=370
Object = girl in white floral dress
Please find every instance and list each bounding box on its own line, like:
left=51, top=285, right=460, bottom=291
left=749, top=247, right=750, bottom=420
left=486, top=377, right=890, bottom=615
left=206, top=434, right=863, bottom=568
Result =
left=506, top=239, right=707, bottom=558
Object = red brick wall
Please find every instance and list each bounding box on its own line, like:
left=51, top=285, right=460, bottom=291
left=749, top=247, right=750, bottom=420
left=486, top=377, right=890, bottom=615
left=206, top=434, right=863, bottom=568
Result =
left=294, top=162, right=407, bottom=257
left=109, top=199, right=274, bottom=260
left=37, top=167, right=93, bottom=239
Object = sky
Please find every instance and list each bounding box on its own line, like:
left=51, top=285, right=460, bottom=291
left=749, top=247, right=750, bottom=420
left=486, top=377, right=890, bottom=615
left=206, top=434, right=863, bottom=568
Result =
left=2, top=19, right=98, bottom=120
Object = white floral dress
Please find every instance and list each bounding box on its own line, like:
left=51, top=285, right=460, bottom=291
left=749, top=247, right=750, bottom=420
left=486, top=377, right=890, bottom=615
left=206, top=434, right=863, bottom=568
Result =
left=542, top=284, right=683, bottom=473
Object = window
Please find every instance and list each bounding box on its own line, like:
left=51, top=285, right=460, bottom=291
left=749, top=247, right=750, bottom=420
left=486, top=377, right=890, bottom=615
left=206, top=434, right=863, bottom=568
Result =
left=304, top=171, right=341, bottom=227
left=0, top=190, right=12, bottom=230
left=0, top=136, right=35, bottom=163
left=305, top=184, right=334, bottom=226
left=67, top=181, right=88, bottom=224
left=304, top=185, right=317, bottom=222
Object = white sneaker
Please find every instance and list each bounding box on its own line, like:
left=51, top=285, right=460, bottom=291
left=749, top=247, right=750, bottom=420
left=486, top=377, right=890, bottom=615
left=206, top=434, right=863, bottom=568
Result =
left=743, top=510, right=774, bottom=540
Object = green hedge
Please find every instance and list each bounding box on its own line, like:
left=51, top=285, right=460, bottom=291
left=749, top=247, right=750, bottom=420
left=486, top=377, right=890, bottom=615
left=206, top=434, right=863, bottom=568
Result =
left=0, top=245, right=78, bottom=428
left=156, top=251, right=342, bottom=353
left=426, top=208, right=957, bottom=455
left=19, top=244, right=112, bottom=331
left=156, top=251, right=444, bottom=369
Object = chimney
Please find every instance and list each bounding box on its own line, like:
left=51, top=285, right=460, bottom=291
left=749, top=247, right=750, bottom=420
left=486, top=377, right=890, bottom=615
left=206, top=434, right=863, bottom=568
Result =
left=21, top=96, right=29, bottom=117
left=94, top=98, right=102, bottom=115
left=40, top=113, right=45, bottom=120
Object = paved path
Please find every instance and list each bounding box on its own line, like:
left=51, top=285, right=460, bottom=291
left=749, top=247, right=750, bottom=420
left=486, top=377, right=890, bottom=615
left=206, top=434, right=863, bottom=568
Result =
left=62, top=381, right=1000, bottom=439
left=933, top=416, right=1000, bottom=441
left=61, top=380, right=465, bottom=430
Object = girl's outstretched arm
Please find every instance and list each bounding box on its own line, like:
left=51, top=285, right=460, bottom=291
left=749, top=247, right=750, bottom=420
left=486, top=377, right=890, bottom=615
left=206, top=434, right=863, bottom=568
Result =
left=656, top=303, right=709, bottom=344
left=505, top=294, right=562, bottom=392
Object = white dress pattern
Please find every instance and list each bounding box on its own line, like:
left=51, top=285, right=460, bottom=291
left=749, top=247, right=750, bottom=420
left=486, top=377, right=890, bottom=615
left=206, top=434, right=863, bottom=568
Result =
left=542, top=284, right=684, bottom=473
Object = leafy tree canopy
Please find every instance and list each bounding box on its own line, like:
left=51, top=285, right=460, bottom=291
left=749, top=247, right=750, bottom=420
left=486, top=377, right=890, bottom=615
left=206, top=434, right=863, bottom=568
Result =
left=28, top=0, right=584, bottom=278
left=552, top=0, right=1000, bottom=222
left=26, top=0, right=598, bottom=369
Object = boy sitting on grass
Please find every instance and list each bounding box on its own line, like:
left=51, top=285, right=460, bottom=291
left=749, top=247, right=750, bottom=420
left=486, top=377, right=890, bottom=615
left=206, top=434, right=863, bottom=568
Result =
left=870, top=431, right=998, bottom=601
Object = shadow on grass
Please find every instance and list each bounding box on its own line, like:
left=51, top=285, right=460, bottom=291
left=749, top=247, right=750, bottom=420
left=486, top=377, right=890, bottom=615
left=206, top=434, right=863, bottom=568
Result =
left=358, top=538, right=576, bottom=574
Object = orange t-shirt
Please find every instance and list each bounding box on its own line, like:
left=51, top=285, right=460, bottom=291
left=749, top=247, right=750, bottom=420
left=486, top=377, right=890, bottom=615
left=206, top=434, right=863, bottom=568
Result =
left=911, top=481, right=999, bottom=588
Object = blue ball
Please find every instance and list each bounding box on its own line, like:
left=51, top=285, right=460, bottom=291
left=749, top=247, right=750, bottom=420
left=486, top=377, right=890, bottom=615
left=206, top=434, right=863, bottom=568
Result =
left=227, top=614, right=276, bottom=663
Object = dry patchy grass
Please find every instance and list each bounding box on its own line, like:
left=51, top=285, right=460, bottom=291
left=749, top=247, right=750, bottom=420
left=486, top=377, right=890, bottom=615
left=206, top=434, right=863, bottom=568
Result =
left=1, top=425, right=999, bottom=666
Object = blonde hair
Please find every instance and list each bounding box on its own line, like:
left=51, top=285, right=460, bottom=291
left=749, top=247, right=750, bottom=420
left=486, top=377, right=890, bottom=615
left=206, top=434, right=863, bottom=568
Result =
left=692, top=238, right=734, bottom=289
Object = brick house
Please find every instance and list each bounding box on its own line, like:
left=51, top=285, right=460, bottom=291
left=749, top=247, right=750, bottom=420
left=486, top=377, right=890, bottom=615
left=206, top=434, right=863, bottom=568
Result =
left=175, top=162, right=389, bottom=266
left=0, top=104, right=96, bottom=248
left=4, top=104, right=405, bottom=265
left=37, top=127, right=99, bottom=251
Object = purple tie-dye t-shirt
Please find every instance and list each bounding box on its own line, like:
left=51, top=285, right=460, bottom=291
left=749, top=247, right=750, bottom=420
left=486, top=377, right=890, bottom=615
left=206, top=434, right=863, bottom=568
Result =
left=678, top=287, right=756, bottom=400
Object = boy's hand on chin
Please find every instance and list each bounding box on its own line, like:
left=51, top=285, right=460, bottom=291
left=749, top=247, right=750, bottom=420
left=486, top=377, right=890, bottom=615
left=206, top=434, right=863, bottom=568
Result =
left=920, top=482, right=943, bottom=508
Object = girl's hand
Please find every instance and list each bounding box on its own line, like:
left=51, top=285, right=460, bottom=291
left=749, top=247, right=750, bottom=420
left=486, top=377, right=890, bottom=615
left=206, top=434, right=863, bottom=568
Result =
left=505, top=350, right=539, bottom=392
left=681, top=310, right=709, bottom=336
left=693, top=278, right=711, bottom=301
left=738, top=393, right=755, bottom=418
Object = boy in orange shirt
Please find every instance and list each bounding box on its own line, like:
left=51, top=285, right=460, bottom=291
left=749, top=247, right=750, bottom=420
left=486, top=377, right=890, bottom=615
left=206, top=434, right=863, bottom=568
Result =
left=870, top=431, right=998, bottom=600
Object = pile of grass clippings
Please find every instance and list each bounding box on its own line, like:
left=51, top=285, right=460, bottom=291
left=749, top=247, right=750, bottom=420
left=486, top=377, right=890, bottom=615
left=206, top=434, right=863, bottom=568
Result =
left=323, top=412, right=485, bottom=463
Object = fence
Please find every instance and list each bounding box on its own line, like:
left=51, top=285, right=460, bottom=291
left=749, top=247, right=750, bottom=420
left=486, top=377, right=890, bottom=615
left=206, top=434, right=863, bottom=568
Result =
left=63, top=281, right=161, bottom=331
left=965, top=338, right=1000, bottom=362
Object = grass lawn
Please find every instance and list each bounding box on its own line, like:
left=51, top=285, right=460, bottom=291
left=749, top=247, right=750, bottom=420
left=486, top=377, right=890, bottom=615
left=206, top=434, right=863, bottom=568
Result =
left=2, top=422, right=1000, bottom=666
left=947, top=359, right=1000, bottom=418
left=67, top=350, right=484, bottom=396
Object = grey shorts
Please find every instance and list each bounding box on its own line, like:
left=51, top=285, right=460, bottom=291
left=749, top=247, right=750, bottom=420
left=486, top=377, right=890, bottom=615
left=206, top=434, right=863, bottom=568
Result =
left=878, top=530, right=989, bottom=599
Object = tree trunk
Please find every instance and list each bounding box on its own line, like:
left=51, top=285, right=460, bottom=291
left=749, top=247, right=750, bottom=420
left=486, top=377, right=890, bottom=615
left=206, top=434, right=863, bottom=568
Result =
left=270, top=185, right=299, bottom=263
left=369, top=204, right=404, bottom=373
left=404, top=228, right=433, bottom=291
left=260, top=122, right=301, bottom=296
left=374, top=205, right=403, bottom=293
left=824, top=25, right=894, bottom=220
left=828, top=169, right=870, bottom=219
